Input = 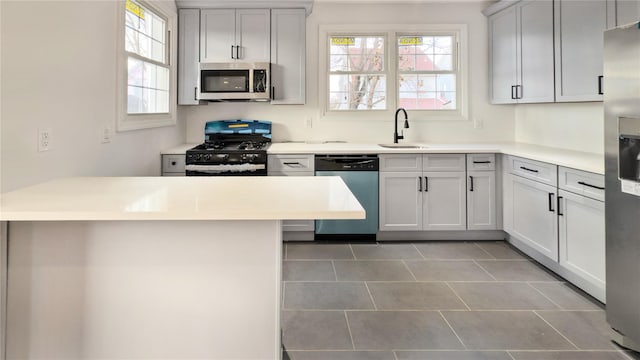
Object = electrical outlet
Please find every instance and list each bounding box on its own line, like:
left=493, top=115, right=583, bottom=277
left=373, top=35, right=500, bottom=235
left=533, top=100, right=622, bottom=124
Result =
left=473, top=117, right=484, bottom=129
left=306, top=116, right=313, bottom=128
left=101, top=124, right=112, bottom=143
left=38, top=128, right=52, bottom=152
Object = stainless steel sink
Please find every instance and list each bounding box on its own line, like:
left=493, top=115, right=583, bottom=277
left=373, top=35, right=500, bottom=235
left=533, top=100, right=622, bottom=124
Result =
left=378, top=143, right=428, bottom=149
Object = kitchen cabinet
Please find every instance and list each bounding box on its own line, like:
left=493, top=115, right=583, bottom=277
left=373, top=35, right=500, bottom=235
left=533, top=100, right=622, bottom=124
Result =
left=267, top=154, right=314, bottom=240
left=379, top=154, right=466, bottom=231
left=200, top=9, right=270, bottom=63
left=508, top=174, right=558, bottom=261
left=488, top=0, right=555, bottom=104
left=178, top=9, right=201, bottom=105
left=270, top=9, right=306, bottom=104
left=467, top=154, right=497, bottom=230
left=162, top=154, right=186, bottom=176
left=558, top=166, right=606, bottom=302
left=554, top=0, right=610, bottom=102
left=504, top=155, right=559, bottom=261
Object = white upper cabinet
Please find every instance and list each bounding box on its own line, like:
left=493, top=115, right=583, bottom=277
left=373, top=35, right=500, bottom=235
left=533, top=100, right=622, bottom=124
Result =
left=178, top=9, right=202, bottom=105
left=270, top=9, right=306, bottom=104
left=554, top=0, right=610, bottom=102
left=615, top=0, right=640, bottom=27
left=518, top=0, right=556, bottom=103
left=200, top=9, right=270, bottom=63
left=488, top=0, right=555, bottom=104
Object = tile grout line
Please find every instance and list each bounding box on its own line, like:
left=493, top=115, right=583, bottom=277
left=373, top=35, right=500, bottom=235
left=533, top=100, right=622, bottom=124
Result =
left=619, top=349, right=637, bottom=360
left=348, top=243, right=356, bottom=259
left=331, top=260, right=338, bottom=281
left=401, top=259, right=419, bottom=281
left=445, top=281, right=472, bottom=311
left=532, top=310, right=581, bottom=350
left=506, top=350, right=518, bottom=360
left=526, top=282, right=565, bottom=310
left=363, top=281, right=378, bottom=310
left=474, top=242, right=498, bottom=259
left=472, top=259, right=499, bottom=281
left=438, top=310, right=467, bottom=350
left=343, top=310, right=356, bottom=350
left=412, top=243, right=426, bottom=259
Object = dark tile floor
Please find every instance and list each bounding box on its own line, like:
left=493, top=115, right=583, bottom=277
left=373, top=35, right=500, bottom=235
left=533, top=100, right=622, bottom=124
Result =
left=281, top=240, right=640, bottom=360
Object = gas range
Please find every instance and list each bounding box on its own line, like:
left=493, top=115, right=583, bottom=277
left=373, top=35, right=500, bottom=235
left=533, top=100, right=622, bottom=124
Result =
left=185, top=120, right=272, bottom=176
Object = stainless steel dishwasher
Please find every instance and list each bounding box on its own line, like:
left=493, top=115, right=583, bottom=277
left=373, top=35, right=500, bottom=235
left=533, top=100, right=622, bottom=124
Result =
left=314, top=155, right=379, bottom=240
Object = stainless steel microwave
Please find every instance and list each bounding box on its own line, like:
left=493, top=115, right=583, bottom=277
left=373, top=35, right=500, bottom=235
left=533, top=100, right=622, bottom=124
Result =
left=198, top=62, right=270, bottom=101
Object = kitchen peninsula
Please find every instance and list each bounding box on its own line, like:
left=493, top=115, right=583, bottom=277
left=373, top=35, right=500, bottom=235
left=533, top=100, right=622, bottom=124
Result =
left=0, top=176, right=364, bottom=360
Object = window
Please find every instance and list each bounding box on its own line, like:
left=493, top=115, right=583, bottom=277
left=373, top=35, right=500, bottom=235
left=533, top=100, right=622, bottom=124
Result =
left=397, top=35, right=457, bottom=111
left=320, top=25, right=467, bottom=121
left=329, top=36, right=386, bottom=110
left=118, top=0, right=176, bottom=131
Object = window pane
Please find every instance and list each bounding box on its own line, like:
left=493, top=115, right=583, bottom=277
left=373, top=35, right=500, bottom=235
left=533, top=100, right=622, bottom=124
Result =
left=125, top=0, right=166, bottom=64
left=128, top=57, right=143, bottom=86
left=127, top=85, right=143, bottom=113
left=329, top=36, right=384, bottom=72
left=434, top=54, right=452, bottom=71
left=434, top=36, right=452, bottom=54
left=128, top=57, right=169, bottom=114
left=329, top=74, right=386, bottom=110
left=437, top=91, right=456, bottom=109
left=436, top=74, right=456, bottom=92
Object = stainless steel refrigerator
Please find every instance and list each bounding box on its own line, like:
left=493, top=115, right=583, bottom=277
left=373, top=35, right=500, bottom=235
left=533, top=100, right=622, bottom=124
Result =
left=604, top=21, right=640, bottom=352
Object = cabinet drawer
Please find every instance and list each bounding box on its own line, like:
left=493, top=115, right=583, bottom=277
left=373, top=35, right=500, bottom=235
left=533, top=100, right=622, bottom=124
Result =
left=379, top=154, right=422, bottom=172
left=423, top=154, right=466, bottom=172
left=268, top=154, right=314, bottom=172
left=508, top=156, right=557, bottom=186
left=162, top=155, right=185, bottom=174
left=467, top=154, right=496, bottom=171
left=559, top=166, right=604, bottom=201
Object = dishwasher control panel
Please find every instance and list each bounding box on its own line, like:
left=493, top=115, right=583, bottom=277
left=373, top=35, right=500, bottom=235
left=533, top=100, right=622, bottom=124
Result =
left=315, top=155, right=379, bottom=171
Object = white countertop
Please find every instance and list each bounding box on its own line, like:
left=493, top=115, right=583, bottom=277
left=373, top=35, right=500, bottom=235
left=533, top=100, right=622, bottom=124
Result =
left=161, top=141, right=603, bottom=174
left=268, top=141, right=604, bottom=175
left=161, top=143, right=200, bottom=154
left=0, top=176, right=365, bottom=221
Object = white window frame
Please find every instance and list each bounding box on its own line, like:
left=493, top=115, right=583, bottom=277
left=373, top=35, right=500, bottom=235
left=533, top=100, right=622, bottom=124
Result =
left=117, top=0, right=177, bottom=131
left=319, top=24, right=468, bottom=121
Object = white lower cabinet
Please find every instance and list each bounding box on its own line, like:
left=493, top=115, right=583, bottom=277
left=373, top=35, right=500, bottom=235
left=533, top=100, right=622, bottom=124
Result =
left=558, top=190, right=606, bottom=301
left=379, top=172, right=422, bottom=231
left=509, top=174, right=559, bottom=261
left=379, top=154, right=466, bottom=232
left=423, top=172, right=467, bottom=230
left=503, top=155, right=606, bottom=302
left=467, top=171, right=497, bottom=230
left=267, top=154, right=315, bottom=238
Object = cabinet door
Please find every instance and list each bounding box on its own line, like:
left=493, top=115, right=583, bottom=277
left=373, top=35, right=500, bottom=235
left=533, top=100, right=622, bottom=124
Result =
left=379, top=172, right=422, bottom=231
left=236, top=9, right=270, bottom=62
left=518, top=0, right=555, bottom=103
left=489, top=6, right=518, bottom=104
left=510, top=175, right=558, bottom=261
left=268, top=169, right=315, bottom=232
left=554, top=0, right=608, bottom=102
left=558, top=190, right=606, bottom=301
left=178, top=9, right=201, bottom=105
left=271, top=9, right=306, bottom=104
left=423, top=172, right=467, bottom=231
left=467, top=171, right=497, bottom=230
left=200, top=9, right=236, bottom=62
left=616, top=0, right=640, bottom=27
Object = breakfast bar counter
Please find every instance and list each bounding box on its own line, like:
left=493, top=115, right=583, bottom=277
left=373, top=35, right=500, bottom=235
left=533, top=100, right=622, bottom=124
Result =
left=0, top=176, right=364, bottom=360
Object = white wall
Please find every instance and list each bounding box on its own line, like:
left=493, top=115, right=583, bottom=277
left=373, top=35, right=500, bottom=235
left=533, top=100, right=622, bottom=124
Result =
left=181, top=1, right=516, bottom=144
left=0, top=1, right=186, bottom=193
left=515, top=102, right=604, bottom=154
